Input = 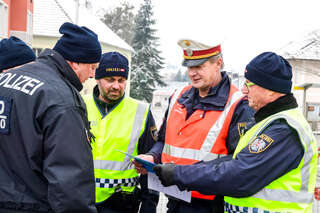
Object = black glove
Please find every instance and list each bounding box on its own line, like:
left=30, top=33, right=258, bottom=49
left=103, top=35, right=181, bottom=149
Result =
left=153, top=163, right=176, bottom=187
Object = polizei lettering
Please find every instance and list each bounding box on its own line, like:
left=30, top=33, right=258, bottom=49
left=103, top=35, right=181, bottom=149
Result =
left=0, top=73, right=44, bottom=96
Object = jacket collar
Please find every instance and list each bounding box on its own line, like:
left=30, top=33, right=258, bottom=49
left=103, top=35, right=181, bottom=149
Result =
left=38, top=49, right=83, bottom=91
left=92, top=85, right=124, bottom=116
left=254, top=93, right=298, bottom=122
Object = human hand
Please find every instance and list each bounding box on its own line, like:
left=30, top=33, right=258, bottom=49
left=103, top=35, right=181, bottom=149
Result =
left=153, top=163, right=176, bottom=187
left=132, top=154, right=154, bottom=175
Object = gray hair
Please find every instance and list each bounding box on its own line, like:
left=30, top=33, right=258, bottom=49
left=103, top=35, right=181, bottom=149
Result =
left=208, top=53, right=224, bottom=70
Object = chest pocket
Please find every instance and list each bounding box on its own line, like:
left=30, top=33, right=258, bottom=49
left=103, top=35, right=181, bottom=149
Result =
left=0, top=96, right=12, bottom=135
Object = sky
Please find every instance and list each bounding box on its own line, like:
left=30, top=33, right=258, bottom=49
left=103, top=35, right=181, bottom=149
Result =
left=92, top=0, right=320, bottom=74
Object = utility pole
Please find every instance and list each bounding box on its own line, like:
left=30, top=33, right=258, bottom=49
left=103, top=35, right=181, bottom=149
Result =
left=75, top=0, right=80, bottom=24
left=74, top=0, right=92, bottom=24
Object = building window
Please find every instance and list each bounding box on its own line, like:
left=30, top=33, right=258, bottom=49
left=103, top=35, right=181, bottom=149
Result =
left=0, top=0, right=9, bottom=39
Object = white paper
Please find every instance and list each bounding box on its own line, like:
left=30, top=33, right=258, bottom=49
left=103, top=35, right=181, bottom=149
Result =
left=147, top=172, right=191, bottom=203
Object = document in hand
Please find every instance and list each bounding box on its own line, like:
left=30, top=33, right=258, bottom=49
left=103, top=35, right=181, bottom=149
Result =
left=116, top=149, right=156, bottom=173
left=148, top=172, right=191, bottom=203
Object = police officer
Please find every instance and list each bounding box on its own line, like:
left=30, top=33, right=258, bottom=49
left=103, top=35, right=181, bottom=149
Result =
left=0, top=22, right=101, bottom=213
left=153, top=52, right=318, bottom=212
left=0, top=36, right=36, bottom=72
left=134, top=39, right=255, bottom=213
left=83, top=52, right=159, bottom=213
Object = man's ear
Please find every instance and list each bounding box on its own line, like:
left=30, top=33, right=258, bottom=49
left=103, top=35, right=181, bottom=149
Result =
left=66, top=60, right=80, bottom=72
left=267, top=89, right=285, bottom=101
left=216, top=57, right=223, bottom=68
left=266, top=89, right=275, bottom=97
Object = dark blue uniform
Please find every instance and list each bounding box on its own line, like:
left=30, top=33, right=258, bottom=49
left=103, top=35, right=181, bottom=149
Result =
left=0, top=49, right=97, bottom=213
left=149, top=72, right=255, bottom=213
left=172, top=94, right=304, bottom=199
left=92, top=86, right=159, bottom=213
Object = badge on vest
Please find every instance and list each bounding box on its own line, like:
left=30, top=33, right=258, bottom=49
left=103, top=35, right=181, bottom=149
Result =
left=0, top=96, right=12, bottom=135
left=249, top=134, right=274, bottom=153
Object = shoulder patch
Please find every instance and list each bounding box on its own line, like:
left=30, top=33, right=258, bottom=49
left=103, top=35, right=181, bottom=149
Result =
left=249, top=134, right=274, bottom=153
left=237, top=122, right=247, bottom=136
left=0, top=96, right=12, bottom=135
left=150, top=126, right=158, bottom=141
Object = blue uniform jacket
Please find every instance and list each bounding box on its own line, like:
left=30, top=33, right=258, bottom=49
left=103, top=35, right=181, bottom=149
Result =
left=172, top=94, right=304, bottom=197
left=92, top=86, right=159, bottom=213
left=0, top=49, right=97, bottom=213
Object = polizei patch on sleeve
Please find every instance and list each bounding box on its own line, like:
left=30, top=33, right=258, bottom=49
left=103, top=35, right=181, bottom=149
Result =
left=249, top=134, right=274, bottom=153
left=0, top=96, right=12, bottom=135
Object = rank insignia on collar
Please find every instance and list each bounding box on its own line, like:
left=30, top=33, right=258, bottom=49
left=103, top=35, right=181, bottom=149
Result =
left=237, top=122, right=247, bottom=136
left=150, top=126, right=158, bottom=141
left=249, top=134, right=274, bottom=153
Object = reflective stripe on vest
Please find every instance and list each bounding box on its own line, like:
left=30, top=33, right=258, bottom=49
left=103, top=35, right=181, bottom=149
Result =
left=163, top=88, right=242, bottom=161
left=224, top=202, right=280, bottom=213
left=96, top=177, right=138, bottom=188
left=166, top=87, right=185, bottom=123
left=93, top=101, right=148, bottom=171
left=224, top=109, right=317, bottom=212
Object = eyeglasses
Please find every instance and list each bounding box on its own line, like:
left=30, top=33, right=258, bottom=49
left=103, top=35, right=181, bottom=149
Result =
left=244, top=82, right=255, bottom=90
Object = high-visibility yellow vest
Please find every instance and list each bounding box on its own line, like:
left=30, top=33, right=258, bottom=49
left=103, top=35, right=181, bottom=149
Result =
left=224, top=108, right=318, bottom=213
left=83, top=95, right=149, bottom=203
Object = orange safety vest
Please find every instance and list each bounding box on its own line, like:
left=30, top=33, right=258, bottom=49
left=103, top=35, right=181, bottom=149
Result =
left=162, top=84, right=243, bottom=200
